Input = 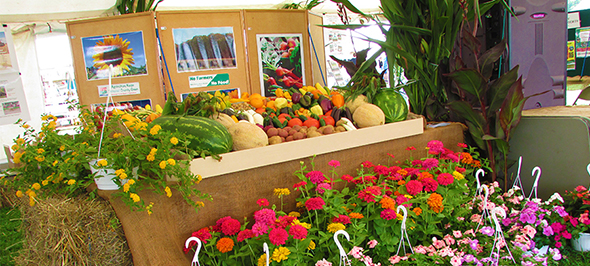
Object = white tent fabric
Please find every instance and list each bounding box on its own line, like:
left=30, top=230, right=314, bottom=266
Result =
left=0, top=0, right=381, bottom=23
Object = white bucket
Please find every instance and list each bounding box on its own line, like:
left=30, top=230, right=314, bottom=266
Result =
left=89, top=159, right=127, bottom=190
left=572, top=232, right=590, bottom=252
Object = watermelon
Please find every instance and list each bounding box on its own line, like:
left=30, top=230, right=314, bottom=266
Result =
left=151, top=116, right=233, bottom=155
left=372, top=89, right=408, bottom=123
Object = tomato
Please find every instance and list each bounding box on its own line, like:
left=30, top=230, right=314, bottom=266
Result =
left=288, top=118, right=303, bottom=127
left=320, top=115, right=335, bottom=126
left=303, top=118, right=320, bottom=128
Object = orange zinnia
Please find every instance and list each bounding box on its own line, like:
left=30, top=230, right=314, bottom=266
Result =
left=427, top=193, right=444, bottom=213
left=216, top=237, right=234, bottom=253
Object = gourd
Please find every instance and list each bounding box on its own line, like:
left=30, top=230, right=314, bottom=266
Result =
left=352, top=103, right=385, bottom=128
left=151, top=116, right=233, bottom=155
left=228, top=121, right=269, bottom=151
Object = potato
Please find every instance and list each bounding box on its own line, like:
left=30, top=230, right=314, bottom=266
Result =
left=335, top=126, right=346, bottom=132
left=322, top=125, right=334, bottom=135
left=269, top=136, right=282, bottom=145
left=267, top=127, right=279, bottom=137
left=308, top=131, right=322, bottom=138
left=293, top=132, right=304, bottom=140
left=289, top=129, right=298, bottom=136
left=285, top=135, right=294, bottom=142
left=292, top=125, right=302, bottom=131
left=278, top=129, right=289, bottom=138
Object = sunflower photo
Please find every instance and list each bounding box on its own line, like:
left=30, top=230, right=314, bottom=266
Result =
left=81, top=31, right=147, bottom=80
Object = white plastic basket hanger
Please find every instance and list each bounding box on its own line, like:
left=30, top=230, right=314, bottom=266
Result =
left=334, top=230, right=352, bottom=266
left=511, top=156, right=541, bottom=200
left=184, top=236, right=202, bottom=266
left=396, top=205, right=414, bottom=256
left=488, top=207, right=515, bottom=266
left=475, top=184, right=494, bottom=233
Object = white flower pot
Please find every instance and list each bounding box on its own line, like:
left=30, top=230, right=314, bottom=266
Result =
left=89, top=159, right=128, bottom=190
left=572, top=232, right=590, bottom=252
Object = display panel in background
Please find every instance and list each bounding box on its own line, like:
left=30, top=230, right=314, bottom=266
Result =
left=172, top=27, right=237, bottom=72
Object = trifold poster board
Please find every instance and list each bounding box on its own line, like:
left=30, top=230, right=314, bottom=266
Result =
left=155, top=10, right=249, bottom=99
left=0, top=24, right=31, bottom=125
left=66, top=12, right=166, bottom=108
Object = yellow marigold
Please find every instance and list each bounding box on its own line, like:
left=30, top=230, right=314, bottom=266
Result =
left=15, top=190, right=23, bottom=198
left=327, top=222, right=346, bottom=233
left=11, top=144, right=19, bottom=151
left=128, top=179, right=135, bottom=185
left=296, top=201, right=304, bottom=208
left=349, top=212, right=364, bottom=219
left=257, top=254, right=267, bottom=266
left=146, top=154, right=155, bottom=161
left=427, top=193, right=444, bottom=213
left=216, top=237, right=234, bottom=253
left=67, top=179, right=76, bottom=185
left=32, top=183, right=41, bottom=190
left=35, top=156, right=45, bottom=162
left=308, top=240, right=316, bottom=250
left=460, top=152, right=473, bottom=164
left=97, top=159, right=108, bottom=167
left=29, top=197, right=35, bottom=207
left=452, top=171, right=464, bottom=180
left=42, top=180, right=49, bottom=186
left=167, top=158, right=176, bottom=166
left=123, top=183, right=130, bottom=192
left=113, top=133, right=123, bottom=138
left=272, top=247, right=291, bottom=262
left=170, top=137, right=179, bottom=145
left=149, top=125, right=161, bottom=135
left=165, top=186, right=172, bottom=197
left=59, top=145, right=65, bottom=151
left=130, top=193, right=141, bottom=203
left=413, top=207, right=422, bottom=216
left=288, top=211, right=301, bottom=217
left=274, top=188, right=290, bottom=196
left=16, top=138, right=25, bottom=145
left=159, top=161, right=167, bottom=169
left=397, top=213, right=404, bottom=221
left=379, top=195, right=396, bottom=210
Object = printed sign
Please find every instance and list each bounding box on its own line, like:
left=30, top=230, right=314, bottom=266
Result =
left=576, top=27, right=590, bottom=58
left=188, top=73, right=230, bottom=88
left=567, top=40, right=576, bottom=71
left=568, top=12, right=581, bottom=29
left=98, top=82, right=141, bottom=97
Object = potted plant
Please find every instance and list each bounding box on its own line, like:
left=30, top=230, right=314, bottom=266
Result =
left=562, top=186, right=590, bottom=251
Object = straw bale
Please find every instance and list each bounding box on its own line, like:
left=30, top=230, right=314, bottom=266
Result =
left=14, top=194, right=133, bottom=266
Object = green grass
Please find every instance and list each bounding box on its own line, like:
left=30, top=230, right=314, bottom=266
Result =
left=0, top=207, right=22, bottom=266
left=560, top=247, right=590, bottom=265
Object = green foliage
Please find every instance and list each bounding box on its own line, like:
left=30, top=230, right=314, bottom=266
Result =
left=0, top=207, right=22, bottom=266
left=116, top=0, right=164, bottom=14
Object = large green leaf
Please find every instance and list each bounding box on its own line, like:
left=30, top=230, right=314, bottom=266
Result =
left=330, top=0, right=368, bottom=17
left=486, top=66, right=519, bottom=115
left=446, top=69, right=487, bottom=99
left=478, top=38, right=507, bottom=80
left=447, top=100, right=485, bottom=130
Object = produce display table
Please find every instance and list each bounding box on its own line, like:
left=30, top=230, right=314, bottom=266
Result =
left=98, top=122, right=465, bottom=266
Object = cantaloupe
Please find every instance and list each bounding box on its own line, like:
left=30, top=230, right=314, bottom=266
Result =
left=345, top=94, right=368, bottom=114
left=352, top=103, right=385, bottom=128
left=210, top=112, right=235, bottom=129
left=228, top=121, right=268, bottom=151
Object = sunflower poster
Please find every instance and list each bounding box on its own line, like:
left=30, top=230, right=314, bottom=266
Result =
left=81, top=31, right=148, bottom=80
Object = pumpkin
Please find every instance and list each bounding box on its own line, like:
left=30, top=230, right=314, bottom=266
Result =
left=352, top=103, right=385, bottom=128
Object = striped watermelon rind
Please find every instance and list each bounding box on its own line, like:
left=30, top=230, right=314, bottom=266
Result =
left=151, top=116, right=233, bottom=155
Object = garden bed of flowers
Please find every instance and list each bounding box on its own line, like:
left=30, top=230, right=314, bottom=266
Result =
left=182, top=140, right=585, bottom=265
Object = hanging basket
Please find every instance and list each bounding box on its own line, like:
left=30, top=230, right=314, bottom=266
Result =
left=572, top=232, right=590, bottom=252
left=89, top=159, right=127, bottom=190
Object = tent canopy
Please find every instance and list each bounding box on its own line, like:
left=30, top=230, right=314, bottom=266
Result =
left=0, top=0, right=381, bottom=23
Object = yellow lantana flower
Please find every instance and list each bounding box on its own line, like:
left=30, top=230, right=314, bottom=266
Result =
left=123, top=183, right=130, bottom=192
left=67, top=179, right=76, bottom=185
left=15, top=190, right=23, bottom=197
left=167, top=158, right=176, bottom=166
left=97, top=159, right=108, bottom=167
left=146, top=154, right=155, bottom=161
left=165, top=186, right=172, bottom=197
left=170, top=137, right=179, bottom=145
left=32, top=183, right=41, bottom=190
left=127, top=179, right=135, bottom=185
left=16, top=138, right=25, bottom=145
left=159, top=161, right=167, bottom=169
left=130, top=193, right=140, bottom=203
left=150, top=125, right=161, bottom=135
left=37, top=148, right=44, bottom=154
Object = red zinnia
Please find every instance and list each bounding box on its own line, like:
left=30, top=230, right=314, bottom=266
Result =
left=237, top=229, right=254, bottom=242
left=437, top=173, right=454, bottom=186
left=289, top=224, right=308, bottom=239
left=332, top=214, right=352, bottom=225
left=362, top=161, right=375, bottom=168
left=221, top=218, right=241, bottom=236
left=406, top=146, right=416, bottom=151
left=269, top=227, right=289, bottom=245
left=213, top=216, right=232, bottom=232
left=184, top=227, right=211, bottom=253
left=406, top=180, right=423, bottom=196
left=293, top=181, right=307, bottom=190
left=305, top=197, right=325, bottom=210
left=341, top=174, right=354, bottom=182
left=422, top=177, right=439, bottom=192
left=380, top=209, right=397, bottom=220
left=257, top=198, right=269, bottom=207
left=254, top=209, right=276, bottom=225
left=275, top=215, right=296, bottom=229
left=358, top=186, right=382, bottom=203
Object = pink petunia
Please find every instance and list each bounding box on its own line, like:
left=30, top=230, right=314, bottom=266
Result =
left=368, top=239, right=378, bottom=248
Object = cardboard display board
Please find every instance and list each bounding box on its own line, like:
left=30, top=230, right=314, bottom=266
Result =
left=67, top=12, right=166, bottom=107
left=156, top=10, right=250, bottom=99
left=308, top=12, right=326, bottom=87
left=243, top=10, right=315, bottom=96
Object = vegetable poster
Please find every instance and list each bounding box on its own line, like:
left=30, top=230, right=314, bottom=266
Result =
left=172, top=27, right=237, bottom=72
left=81, top=31, right=148, bottom=80
left=256, top=34, right=305, bottom=97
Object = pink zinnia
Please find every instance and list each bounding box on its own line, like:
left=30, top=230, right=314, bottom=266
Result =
left=422, top=158, right=439, bottom=170
left=221, top=218, right=241, bottom=236
left=406, top=180, right=423, bottom=196
left=332, top=214, right=351, bottom=225
left=316, top=182, right=332, bottom=194
left=358, top=186, right=382, bottom=203
left=329, top=160, right=340, bottom=167
left=362, top=161, right=374, bottom=168
left=374, top=165, right=390, bottom=176
left=380, top=209, right=397, bottom=220
left=276, top=215, right=296, bottom=229
left=457, top=143, right=468, bottom=148
left=252, top=222, right=269, bottom=236
left=427, top=140, right=445, bottom=154
left=396, top=195, right=412, bottom=208
left=191, top=227, right=212, bottom=244
left=305, top=197, right=325, bottom=210
left=237, top=229, right=254, bottom=242
left=437, top=173, right=454, bottom=186
left=269, top=227, right=289, bottom=245
left=254, top=209, right=276, bottom=225
left=257, top=198, right=269, bottom=207
left=306, top=171, right=326, bottom=184
left=341, top=174, right=354, bottom=182
left=289, top=224, right=308, bottom=239
left=213, top=216, right=232, bottom=232
left=422, top=178, right=438, bottom=192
